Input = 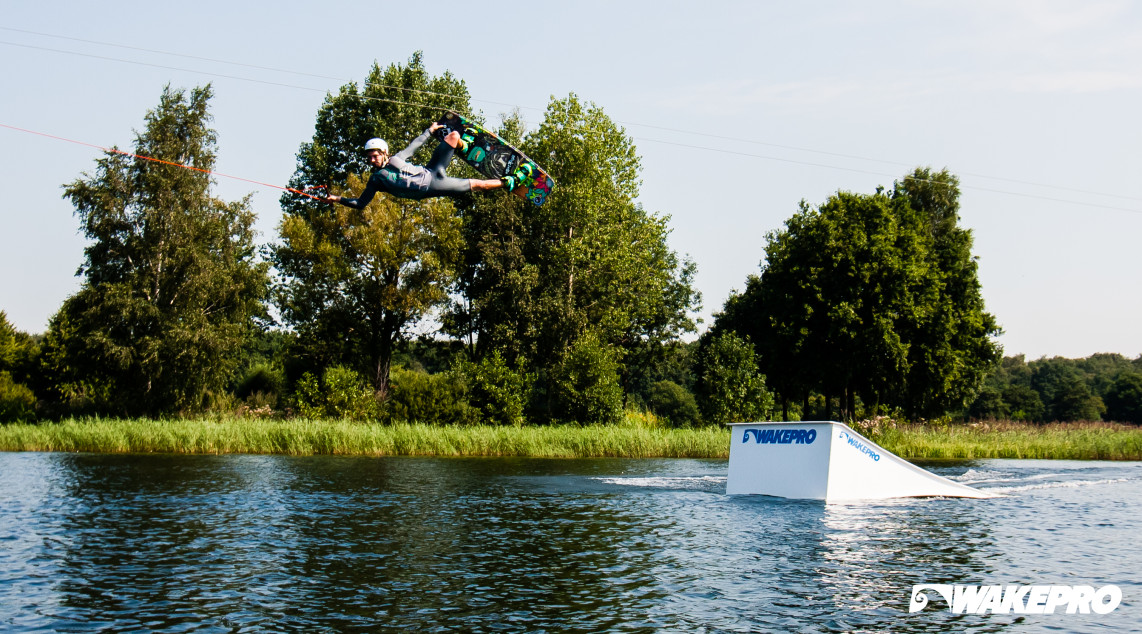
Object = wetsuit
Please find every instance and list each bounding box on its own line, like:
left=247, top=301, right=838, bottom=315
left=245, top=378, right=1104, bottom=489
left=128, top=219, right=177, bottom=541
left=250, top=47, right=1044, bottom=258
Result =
left=336, top=128, right=471, bottom=207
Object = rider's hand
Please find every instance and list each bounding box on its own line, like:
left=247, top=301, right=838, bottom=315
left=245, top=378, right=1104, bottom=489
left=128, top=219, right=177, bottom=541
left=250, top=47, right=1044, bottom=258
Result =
left=428, top=122, right=444, bottom=134
left=326, top=194, right=341, bottom=203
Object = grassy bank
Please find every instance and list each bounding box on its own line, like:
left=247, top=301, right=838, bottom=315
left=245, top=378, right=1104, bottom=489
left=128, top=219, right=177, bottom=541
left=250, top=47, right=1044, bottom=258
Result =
left=874, top=421, right=1142, bottom=461
left=0, top=418, right=1139, bottom=460
left=0, top=417, right=730, bottom=458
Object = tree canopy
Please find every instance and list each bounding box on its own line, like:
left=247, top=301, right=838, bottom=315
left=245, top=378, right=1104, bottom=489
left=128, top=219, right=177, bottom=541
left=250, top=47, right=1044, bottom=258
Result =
left=714, top=168, right=1001, bottom=421
left=445, top=93, right=701, bottom=422
left=271, top=53, right=469, bottom=398
left=44, top=85, right=268, bottom=415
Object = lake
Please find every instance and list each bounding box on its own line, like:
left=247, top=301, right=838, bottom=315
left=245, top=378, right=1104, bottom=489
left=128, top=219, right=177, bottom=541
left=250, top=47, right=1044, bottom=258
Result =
left=1, top=453, right=1139, bottom=632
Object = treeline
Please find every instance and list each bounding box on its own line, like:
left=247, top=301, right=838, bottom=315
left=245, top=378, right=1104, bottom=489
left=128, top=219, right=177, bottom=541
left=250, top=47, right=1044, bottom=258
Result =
left=2, top=53, right=1140, bottom=427
left=969, top=354, right=1142, bottom=424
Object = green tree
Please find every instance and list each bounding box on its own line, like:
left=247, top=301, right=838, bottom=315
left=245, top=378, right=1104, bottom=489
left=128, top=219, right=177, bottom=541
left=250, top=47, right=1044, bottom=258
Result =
left=0, top=311, right=38, bottom=386
left=1105, top=373, right=1142, bottom=423
left=644, top=380, right=701, bottom=427
left=452, top=350, right=531, bottom=426
left=892, top=168, right=1002, bottom=416
left=272, top=53, right=468, bottom=399
left=0, top=311, right=40, bottom=421
left=715, top=169, right=1000, bottom=421
left=446, top=95, right=699, bottom=421
left=1051, top=375, right=1105, bottom=422
left=695, top=331, right=773, bottom=424
left=47, top=85, right=267, bottom=415
left=547, top=332, right=624, bottom=425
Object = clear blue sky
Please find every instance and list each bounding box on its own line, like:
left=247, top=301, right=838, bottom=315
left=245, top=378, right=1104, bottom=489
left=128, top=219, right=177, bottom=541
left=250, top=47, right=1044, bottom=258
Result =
left=2, top=1, right=1140, bottom=359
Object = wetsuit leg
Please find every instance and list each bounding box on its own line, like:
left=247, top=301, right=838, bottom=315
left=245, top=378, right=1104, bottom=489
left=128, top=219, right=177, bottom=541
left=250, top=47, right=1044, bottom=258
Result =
left=424, top=140, right=472, bottom=196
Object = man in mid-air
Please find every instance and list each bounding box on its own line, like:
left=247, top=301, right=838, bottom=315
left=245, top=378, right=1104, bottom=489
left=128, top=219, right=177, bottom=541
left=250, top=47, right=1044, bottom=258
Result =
left=327, top=122, right=534, bottom=208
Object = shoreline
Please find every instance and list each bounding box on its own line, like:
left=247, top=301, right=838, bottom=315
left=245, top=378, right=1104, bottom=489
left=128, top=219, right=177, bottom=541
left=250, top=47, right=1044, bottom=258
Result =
left=0, top=418, right=1139, bottom=461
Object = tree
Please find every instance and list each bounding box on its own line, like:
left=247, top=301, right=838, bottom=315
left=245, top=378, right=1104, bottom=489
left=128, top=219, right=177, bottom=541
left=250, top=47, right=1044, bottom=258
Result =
left=0, top=311, right=38, bottom=386
left=0, top=311, right=38, bottom=421
left=892, top=169, right=1002, bottom=416
left=548, top=332, right=624, bottom=425
left=695, top=331, right=773, bottom=424
left=714, top=169, right=1000, bottom=421
left=644, top=380, right=701, bottom=427
left=47, top=85, right=267, bottom=415
left=271, top=53, right=469, bottom=399
left=1105, top=373, right=1142, bottom=424
left=445, top=95, right=700, bottom=421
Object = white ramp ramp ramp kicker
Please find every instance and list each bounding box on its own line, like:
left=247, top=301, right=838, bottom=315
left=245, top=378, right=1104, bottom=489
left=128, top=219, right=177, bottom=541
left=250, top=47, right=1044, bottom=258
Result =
left=726, top=421, right=995, bottom=502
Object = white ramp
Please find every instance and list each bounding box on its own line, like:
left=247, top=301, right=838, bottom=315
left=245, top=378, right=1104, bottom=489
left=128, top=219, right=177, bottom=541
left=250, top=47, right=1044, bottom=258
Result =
left=726, top=421, right=994, bottom=501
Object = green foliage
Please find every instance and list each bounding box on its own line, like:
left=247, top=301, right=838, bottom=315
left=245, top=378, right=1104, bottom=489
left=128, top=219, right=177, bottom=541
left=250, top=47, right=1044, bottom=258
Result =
left=968, top=354, right=1142, bottom=423
left=0, top=372, right=36, bottom=422
left=452, top=351, right=531, bottom=426
left=294, top=365, right=382, bottom=420
left=236, top=363, right=285, bottom=408
left=1105, top=373, right=1142, bottom=424
left=695, top=331, right=772, bottom=424
left=714, top=168, right=999, bottom=421
left=0, top=311, right=38, bottom=382
left=386, top=367, right=477, bottom=426
left=48, top=85, right=268, bottom=416
left=272, top=52, right=468, bottom=399
left=547, top=333, right=624, bottom=425
left=0, top=312, right=40, bottom=419
left=644, top=380, right=701, bottom=427
left=445, top=94, right=700, bottom=422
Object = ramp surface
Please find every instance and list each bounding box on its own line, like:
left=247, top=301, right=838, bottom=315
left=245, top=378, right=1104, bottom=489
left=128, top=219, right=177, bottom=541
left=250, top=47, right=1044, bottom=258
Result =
left=726, top=421, right=995, bottom=501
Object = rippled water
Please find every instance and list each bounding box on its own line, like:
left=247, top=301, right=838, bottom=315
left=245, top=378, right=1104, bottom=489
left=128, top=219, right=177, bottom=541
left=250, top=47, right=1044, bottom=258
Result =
left=0, top=453, right=1139, bottom=632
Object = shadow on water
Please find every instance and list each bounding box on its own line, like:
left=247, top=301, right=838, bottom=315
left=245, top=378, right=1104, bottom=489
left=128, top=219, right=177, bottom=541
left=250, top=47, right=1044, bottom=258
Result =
left=0, top=453, right=1138, bottom=632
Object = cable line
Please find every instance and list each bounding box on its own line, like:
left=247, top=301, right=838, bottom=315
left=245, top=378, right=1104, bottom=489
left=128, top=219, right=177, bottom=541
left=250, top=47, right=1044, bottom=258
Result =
left=643, top=137, right=1142, bottom=215
left=3, top=28, right=1139, bottom=211
left=0, top=122, right=325, bottom=200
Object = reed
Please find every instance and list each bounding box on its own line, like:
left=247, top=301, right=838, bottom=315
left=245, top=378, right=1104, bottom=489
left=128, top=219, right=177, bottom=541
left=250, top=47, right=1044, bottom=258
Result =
left=873, top=421, right=1142, bottom=461
left=1, top=418, right=1139, bottom=460
left=0, top=417, right=732, bottom=458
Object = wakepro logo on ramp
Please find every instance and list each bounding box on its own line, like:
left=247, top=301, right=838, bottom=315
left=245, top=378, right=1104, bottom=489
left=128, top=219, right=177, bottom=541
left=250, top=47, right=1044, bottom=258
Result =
left=838, top=430, right=880, bottom=461
left=741, top=428, right=817, bottom=445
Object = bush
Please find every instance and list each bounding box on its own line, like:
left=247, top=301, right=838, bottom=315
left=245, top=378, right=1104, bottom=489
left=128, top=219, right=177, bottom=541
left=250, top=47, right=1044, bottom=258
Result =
left=548, top=334, right=623, bottom=425
left=294, top=365, right=382, bottom=420
left=237, top=363, right=285, bottom=401
left=695, top=332, right=773, bottom=424
left=644, top=380, right=701, bottom=427
left=384, top=366, right=476, bottom=425
left=0, top=372, right=36, bottom=422
left=452, top=351, right=531, bottom=426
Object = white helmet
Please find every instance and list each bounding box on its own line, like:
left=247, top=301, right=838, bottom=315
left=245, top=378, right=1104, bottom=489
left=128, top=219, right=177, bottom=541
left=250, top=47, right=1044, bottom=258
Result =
left=363, top=138, right=389, bottom=153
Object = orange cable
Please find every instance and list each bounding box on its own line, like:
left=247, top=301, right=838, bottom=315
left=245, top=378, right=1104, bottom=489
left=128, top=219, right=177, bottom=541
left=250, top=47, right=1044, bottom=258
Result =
left=0, top=122, right=324, bottom=200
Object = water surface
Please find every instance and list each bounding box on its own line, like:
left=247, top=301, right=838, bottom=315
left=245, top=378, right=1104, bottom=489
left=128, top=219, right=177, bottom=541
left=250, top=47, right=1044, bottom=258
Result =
left=1, top=453, right=1139, bottom=632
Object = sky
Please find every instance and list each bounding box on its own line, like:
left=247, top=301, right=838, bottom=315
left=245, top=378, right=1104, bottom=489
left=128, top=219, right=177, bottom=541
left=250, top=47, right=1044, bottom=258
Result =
left=1, top=0, right=1139, bottom=360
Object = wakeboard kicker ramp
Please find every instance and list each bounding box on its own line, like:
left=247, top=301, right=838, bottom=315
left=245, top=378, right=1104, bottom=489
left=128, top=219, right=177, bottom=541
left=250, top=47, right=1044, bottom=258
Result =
left=726, top=421, right=995, bottom=501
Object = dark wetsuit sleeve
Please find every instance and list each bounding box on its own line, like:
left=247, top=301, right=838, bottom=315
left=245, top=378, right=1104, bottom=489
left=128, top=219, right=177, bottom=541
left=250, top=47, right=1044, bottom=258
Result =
left=336, top=174, right=382, bottom=210
left=393, top=128, right=433, bottom=162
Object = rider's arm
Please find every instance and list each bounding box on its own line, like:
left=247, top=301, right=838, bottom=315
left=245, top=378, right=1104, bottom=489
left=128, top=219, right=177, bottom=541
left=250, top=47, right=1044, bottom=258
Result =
left=331, top=174, right=381, bottom=209
left=392, top=127, right=435, bottom=162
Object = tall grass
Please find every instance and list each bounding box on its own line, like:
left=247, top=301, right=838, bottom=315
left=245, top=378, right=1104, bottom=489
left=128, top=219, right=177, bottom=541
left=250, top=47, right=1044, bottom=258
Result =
left=0, top=417, right=731, bottom=458
left=873, top=421, right=1142, bottom=461
left=1, top=418, right=1139, bottom=460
